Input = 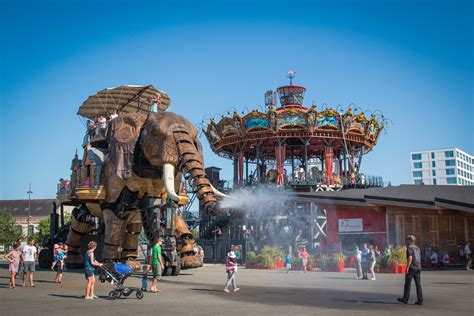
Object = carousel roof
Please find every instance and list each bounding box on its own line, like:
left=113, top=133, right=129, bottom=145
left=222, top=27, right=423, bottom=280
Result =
left=77, top=85, right=171, bottom=119
left=203, top=78, right=386, bottom=161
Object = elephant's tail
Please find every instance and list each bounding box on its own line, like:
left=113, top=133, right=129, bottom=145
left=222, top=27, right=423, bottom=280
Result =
left=173, top=131, right=218, bottom=213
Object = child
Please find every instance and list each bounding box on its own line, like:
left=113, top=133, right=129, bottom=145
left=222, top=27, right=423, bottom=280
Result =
left=141, top=265, right=149, bottom=292
left=51, top=244, right=67, bottom=272
left=285, top=253, right=292, bottom=273
left=224, top=251, right=239, bottom=293
left=5, top=243, right=21, bottom=289
left=84, top=241, right=102, bottom=300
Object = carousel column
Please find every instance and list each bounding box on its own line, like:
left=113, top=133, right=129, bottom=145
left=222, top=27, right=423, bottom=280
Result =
left=245, top=158, right=249, bottom=185
left=255, top=144, right=260, bottom=182
left=238, top=151, right=244, bottom=187
left=233, top=154, right=238, bottom=189
left=304, top=140, right=308, bottom=180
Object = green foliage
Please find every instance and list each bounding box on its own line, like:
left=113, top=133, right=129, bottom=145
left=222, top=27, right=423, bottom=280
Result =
left=246, top=251, right=259, bottom=264
left=380, top=245, right=407, bottom=267
left=319, top=253, right=346, bottom=271
left=31, top=218, right=50, bottom=243
left=319, top=255, right=331, bottom=271
left=247, top=246, right=284, bottom=267
left=0, top=209, right=23, bottom=247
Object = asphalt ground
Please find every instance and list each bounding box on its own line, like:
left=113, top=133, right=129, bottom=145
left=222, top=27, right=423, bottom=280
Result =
left=0, top=263, right=472, bottom=316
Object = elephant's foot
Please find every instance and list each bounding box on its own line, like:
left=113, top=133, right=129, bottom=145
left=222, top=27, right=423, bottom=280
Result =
left=181, top=255, right=204, bottom=269
left=65, top=252, right=84, bottom=268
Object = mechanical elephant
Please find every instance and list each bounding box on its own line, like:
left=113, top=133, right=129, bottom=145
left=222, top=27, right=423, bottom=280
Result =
left=65, top=112, right=227, bottom=263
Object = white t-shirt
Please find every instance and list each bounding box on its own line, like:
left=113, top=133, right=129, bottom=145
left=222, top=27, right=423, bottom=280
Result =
left=22, top=245, right=37, bottom=262
left=464, top=244, right=471, bottom=255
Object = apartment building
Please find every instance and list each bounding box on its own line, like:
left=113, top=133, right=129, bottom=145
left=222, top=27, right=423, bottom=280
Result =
left=410, top=148, right=473, bottom=185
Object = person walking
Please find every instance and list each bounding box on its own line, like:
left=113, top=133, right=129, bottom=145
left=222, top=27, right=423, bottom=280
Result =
left=360, top=243, right=369, bottom=280
left=368, top=245, right=376, bottom=280
left=5, top=242, right=21, bottom=289
left=22, top=238, right=37, bottom=287
left=149, top=237, right=164, bottom=293
left=84, top=241, right=102, bottom=300
left=298, top=247, right=309, bottom=273
left=355, top=246, right=362, bottom=279
left=224, top=251, right=239, bottom=293
left=463, top=241, right=472, bottom=270
left=16, top=238, right=24, bottom=280
left=284, top=253, right=292, bottom=274
left=398, top=235, right=423, bottom=305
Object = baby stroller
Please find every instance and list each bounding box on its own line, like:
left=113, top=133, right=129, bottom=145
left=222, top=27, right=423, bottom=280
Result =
left=99, top=263, right=144, bottom=299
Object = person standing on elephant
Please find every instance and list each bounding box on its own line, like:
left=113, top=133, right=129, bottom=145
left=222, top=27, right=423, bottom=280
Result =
left=150, top=237, right=164, bottom=293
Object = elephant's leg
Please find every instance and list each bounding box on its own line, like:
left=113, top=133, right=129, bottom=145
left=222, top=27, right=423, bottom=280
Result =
left=102, top=209, right=125, bottom=261
left=121, top=210, right=142, bottom=260
left=65, top=212, right=94, bottom=267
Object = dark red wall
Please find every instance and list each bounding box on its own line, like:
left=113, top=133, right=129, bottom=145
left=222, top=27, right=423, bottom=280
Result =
left=320, top=204, right=387, bottom=253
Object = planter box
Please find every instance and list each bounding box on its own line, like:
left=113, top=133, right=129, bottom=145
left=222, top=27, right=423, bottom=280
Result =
left=377, top=264, right=407, bottom=274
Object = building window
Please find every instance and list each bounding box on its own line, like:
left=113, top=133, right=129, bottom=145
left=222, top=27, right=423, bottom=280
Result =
left=445, top=160, right=456, bottom=166
left=446, top=168, right=455, bottom=175
left=414, top=179, right=423, bottom=185
left=432, top=161, right=436, bottom=168
left=429, top=215, right=439, bottom=247
left=413, top=171, right=423, bottom=178
left=432, top=170, right=436, bottom=176
left=412, top=153, right=422, bottom=160
left=447, top=177, right=457, bottom=184
left=413, top=162, right=422, bottom=169
left=28, top=225, right=34, bottom=235
left=447, top=216, right=456, bottom=244
left=467, top=219, right=474, bottom=240
left=412, top=216, right=421, bottom=241
left=431, top=152, right=435, bottom=159
left=445, top=150, right=454, bottom=158
left=433, top=179, right=437, bottom=185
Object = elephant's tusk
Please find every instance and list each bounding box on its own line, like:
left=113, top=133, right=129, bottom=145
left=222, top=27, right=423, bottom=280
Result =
left=163, top=163, right=181, bottom=202
left=210, top=184, right=235, bottom=200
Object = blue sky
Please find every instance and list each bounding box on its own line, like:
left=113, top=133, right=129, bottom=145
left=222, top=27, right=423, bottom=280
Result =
left=0, top=0, right=473, bottom=199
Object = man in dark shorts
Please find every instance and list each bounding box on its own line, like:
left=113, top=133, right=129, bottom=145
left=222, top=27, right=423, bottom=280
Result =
left=398, top=235, right=423, bottom=305
left=149, top=237, right=164, bottom=293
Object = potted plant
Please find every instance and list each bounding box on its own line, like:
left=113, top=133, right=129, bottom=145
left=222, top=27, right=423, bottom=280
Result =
left=379, top=245, right=407, bottom=273
left=331, top=253, right=346, bottom=272
left=319, top=255, right=331, bottom=271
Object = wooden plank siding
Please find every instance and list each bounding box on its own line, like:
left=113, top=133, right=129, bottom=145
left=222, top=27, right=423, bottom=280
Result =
left=385, top=205, right=474, bottom=260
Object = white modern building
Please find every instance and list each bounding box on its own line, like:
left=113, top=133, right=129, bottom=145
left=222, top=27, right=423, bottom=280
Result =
left=410, top=148, right=474, bottom=186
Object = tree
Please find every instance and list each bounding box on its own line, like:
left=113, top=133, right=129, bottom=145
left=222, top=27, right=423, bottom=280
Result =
left=31, top=218, right=50, bottom=243
left=0, top=209, right=23, bottom=247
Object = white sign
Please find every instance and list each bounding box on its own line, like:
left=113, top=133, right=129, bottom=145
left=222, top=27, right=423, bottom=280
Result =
left=339, top=218, right=363, bottom=233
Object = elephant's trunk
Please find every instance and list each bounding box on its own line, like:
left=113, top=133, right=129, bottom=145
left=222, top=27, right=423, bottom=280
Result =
left=174, top=131, right=225, bottom=215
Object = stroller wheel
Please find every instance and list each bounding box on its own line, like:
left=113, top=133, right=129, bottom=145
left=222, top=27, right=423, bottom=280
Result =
left=108, top=290, right=121, bottom=300
left=136, top=291, right=144, bottom=299
left=122, top=288, right=132, bottom=297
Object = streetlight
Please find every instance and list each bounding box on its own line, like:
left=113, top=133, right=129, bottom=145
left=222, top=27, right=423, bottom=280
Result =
left=27, top=183, right=33, bottom=237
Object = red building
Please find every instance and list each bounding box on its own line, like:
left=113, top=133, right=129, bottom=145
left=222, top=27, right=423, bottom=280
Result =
left=294, top=185, right=474, bottom=258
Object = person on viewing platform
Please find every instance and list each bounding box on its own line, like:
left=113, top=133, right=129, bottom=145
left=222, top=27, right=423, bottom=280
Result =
left=398, top=235, right=423, bottom=306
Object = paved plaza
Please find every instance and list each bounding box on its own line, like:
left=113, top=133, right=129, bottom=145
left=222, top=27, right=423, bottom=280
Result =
left=0, top=263, right=472, bottom=315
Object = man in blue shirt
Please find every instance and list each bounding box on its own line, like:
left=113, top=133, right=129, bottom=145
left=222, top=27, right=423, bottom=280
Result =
left=360, top=243, right=369, bottom=280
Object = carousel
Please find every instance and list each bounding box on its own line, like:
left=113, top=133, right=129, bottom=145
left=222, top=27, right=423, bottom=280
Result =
left=203, top=71, right=387, bottom=191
